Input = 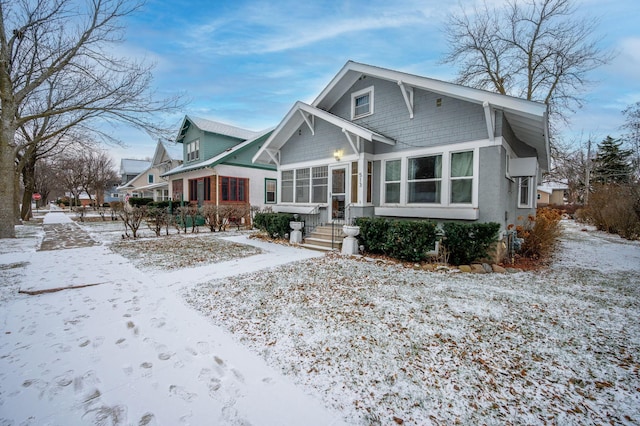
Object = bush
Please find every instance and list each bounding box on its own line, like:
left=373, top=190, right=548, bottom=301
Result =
left=355, top=217, right=438, bottom=262
left=579, top=184, right=640, bottom=240
left=128, top=197, right=154, bottom=207
left=253, top=212, right=294, bottom=239
left=514, top=208, right=562, bottom=259
left=442, top=222, right=501, bottom=265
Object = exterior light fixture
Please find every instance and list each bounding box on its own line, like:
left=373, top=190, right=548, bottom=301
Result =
left=334, top=149, right=343, bottom=161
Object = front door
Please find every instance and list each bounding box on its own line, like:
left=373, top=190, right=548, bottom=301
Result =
left=329, top=165, right=347, bottom=221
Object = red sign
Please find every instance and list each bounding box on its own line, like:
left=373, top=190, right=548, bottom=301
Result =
left=32, top=193, right=42, bottom=201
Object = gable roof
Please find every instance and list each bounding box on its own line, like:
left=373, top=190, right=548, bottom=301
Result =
left=176, top=115, right=261, bottom=143
left=254, top=61, right=550, bottom=169
left=120, top=158, right=151, bottom=175
left=162, top=128, right=274, bottom=177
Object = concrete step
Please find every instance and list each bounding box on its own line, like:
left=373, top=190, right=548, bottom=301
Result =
left=303, top=237, right=342, bottom=249
left=300, top=243, right=337, bottom=252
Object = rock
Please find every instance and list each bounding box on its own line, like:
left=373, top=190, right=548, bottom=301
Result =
left=458, top=265, right=472, bottom=273
left=506, top=267, right=523, bottom=273
left=482, top=263, right=493, bottom=273
left=471, top=264, right=486, bottom=273
left=492, top=264, right=507, bottom=273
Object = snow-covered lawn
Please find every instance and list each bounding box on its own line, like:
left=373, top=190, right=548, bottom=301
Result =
left=186, top=221, right=640, bottom=425
left=0, top=214, right=638, bottom=425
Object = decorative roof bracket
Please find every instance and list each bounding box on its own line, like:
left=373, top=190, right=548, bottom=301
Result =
left=342, top=129, right=359, bottom=155
left=265, top=148, right=280, bottom=167
left=397, top=81, right=414, bottom=119
left=483, top=101, right=495, bottom=142
left=299, top=110, right=315, bottom=135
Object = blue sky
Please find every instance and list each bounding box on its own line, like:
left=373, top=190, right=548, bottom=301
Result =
left=108, top=0, right=640, bottom=164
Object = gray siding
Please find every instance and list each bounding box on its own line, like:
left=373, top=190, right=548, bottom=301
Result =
left=332, top=76, right=489, bottom=155
left=279, top=76, right=490, bottom=166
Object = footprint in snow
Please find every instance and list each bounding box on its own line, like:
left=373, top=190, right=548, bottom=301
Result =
left=168, top=384, right=197, bottom=402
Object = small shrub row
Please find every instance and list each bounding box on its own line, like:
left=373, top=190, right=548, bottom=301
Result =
left=253, top=212, right=295, bottom=239
left=128, top=197, right=154, bottom=207
left=442, top=222, right=501, bottom=265
left=355, top=217, right=438, bottom=262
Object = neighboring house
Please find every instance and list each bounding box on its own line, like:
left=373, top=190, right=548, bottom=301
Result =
left=119, top=158, right=151, bottom=185
left=537, top=183, right=568, bottom=206
left=117, top=140, right=182, bottom=201
left=161, top=116, right=277, bottom=220
left=253, top=61, right=550, bottom=235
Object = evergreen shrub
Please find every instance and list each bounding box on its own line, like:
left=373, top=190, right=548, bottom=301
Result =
left=442, top=222, right=501, bottom=265
left=355, top=217, right=438, bottom=262
left=253, top=212, right=295, bottom=239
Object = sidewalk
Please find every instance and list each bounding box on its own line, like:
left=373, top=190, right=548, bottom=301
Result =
left=0, top=212, right=346, bottom=425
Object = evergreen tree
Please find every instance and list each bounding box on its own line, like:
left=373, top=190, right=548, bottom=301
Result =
left=592, top=136, right=633, bottom=184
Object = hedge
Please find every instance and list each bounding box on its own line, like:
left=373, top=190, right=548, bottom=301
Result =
left=441, top=222, right=501, bottom=265
left=355, top=217, right=438, bottom=262
left=253, top=212, right=295, bottom=239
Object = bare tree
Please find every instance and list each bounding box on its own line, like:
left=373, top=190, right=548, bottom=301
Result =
left=0, top=0, right=183, bottom=238
left=442, top=0, right=612, bottom=129
left=622, top=102, right=640, bottom=179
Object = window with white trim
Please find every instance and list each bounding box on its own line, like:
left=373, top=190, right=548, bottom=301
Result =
left=281, top=170, right=294, bottom=202
left=384, top=159, right=401, bottom=203
left=187, top=139, right=200, bottom=162
left=450, top=151, right=473, bottom=204
left=408, top=155, right=442, bottom=204
left=351, top=86, right=374, bottom=119
left=519, top=177, right=532, bottom=208
left=295, top=168, right=310, bottom=203
left=366, top=161, right=373, bottom=203
left=312, top=166, right=328, bottom=203
left=148, top=174, right=154, bottom=184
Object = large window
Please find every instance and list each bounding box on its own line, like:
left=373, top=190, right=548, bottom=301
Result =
left=295, top=168, right=310, bottom=203
left=519, top=177, right=531, bottom=208
left=384, top=159, right=401, bottom=203
left=265, top=179, right=277, bottom=204
left=221, top=177, right=247, bottom=202
left=187, top=139, right=200, bottom=162
left=408, top=155, right=442, bottom=203
left=450, top=151, right=473, bottom=204
left=312, top=166, right=328, bottom=203
left=281, top=170, right=294, bottom=202
left=351, top=86, right=374, bottom=119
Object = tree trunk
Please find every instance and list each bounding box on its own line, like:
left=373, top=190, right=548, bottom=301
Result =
left=20, top=154, right=36, bottom=221
left=0, top=134, right=16, bottom=238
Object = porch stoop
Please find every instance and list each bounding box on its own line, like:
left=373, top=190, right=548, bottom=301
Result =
left=301, top=224, right=345, bottom=251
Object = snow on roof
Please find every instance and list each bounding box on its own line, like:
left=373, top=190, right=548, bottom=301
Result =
left=120, top=158, right=151, bottom=174
left=177, top=115, right=261, bottom=142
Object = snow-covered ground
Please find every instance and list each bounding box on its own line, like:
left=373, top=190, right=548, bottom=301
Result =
left=1, top=212, right=639, bottom=425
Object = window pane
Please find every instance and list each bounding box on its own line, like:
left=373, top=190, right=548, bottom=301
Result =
left=520, top=177, right=529, bottom=205
left=281, top=171, right=293, bottom=202
left=351, top=162, right=358, bottom=203
left=409, top=155, right=442, bottom=180
left=385, top=160, right=400, bottom=181
left=312, top=166, right=327, bottom=203
left=408, top=181, right=441, bottom=203
left=354, top=94, right=370, bottom=116
left=451, top=179, right=472, bottom=203
left=385, top=182, right=400, bottom=203
left=366, top=161, right=373, bottom=203
left=451, top=151, right=473, bottom=177
left=295, top=168, right=310, bottom=203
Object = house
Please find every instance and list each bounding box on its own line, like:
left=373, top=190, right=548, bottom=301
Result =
left=117, top=140, right=183, bottom=201
left=161, top=116, right=277, bottom=222
left=537, top=183, right=568, bottom=206
left=119, top=158, right=151, bottom=185
left=253, top=61, right=550, bottom=235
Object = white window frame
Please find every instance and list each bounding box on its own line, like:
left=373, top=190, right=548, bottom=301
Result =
left=281, top=170, right=294, bottom=203
left=351, top=86, right=374, bottom=120
left=449, top=150, right=474, bottom=205
left=518, top=177, right=533, bottom=208
left=187, top=139, right=200, bottom=162
left=407, top=154, right=443, bottom=204
left=265, top=178, right=277, bottom=204
left=383, top=159, right=402, bottom=204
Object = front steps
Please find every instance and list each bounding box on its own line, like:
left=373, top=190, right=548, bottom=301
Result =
left=301, top=224, right=345, bottom=251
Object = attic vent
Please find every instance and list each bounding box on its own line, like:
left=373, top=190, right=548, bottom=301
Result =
left=358, top=75, right=367, bottom=81
left=436, top=98, right=442, bottom=107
